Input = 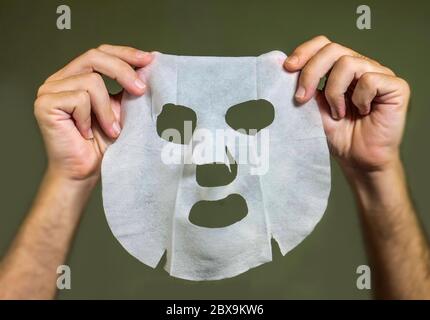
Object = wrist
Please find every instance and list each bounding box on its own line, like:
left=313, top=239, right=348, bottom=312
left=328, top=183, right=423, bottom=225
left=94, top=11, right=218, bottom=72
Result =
left=340, top=156, right=410, bottom=213
left=45, top=165, right=99, bottom=192
left=41, top=167, right=98, bottom=216
left=341, top=154, right=402, bottom=182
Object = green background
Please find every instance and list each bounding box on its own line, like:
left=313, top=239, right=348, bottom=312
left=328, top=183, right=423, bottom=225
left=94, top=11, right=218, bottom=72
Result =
left=0, top=0, right=429, bottom=299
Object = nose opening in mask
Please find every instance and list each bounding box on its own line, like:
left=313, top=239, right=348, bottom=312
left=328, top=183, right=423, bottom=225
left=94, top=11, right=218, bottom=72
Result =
left=196, top=147, right=237, bottom=187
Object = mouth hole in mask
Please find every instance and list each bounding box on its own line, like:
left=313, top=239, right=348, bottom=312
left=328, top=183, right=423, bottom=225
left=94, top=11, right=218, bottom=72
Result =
left=189, top=193, right=247, bottom=228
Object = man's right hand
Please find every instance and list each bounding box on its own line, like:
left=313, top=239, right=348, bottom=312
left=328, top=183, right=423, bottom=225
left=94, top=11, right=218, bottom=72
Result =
left=34, top=45, right=153, bottom=183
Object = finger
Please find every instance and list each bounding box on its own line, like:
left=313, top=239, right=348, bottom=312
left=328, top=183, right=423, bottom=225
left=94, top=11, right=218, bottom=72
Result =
left=97, top=44, right=153, bottom=67
left=38, top=73, right=120, bottom=138
left=34, top=90, right=93, bottom=139
left=295, top=42, right=361, bottom=103
left=92, top=117, right=113, bottom=155
left=46, top=48, right=148, bottom=95
left=315, top=91, right=339, bottom=140
left=283, top=35, right=331, bottom=71
left=324, top=56, right=395, bottom=119
left=351, top=73, right=409, bottom=114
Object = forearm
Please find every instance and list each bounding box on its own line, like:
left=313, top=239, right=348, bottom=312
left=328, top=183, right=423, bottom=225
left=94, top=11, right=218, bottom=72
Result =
left=0, top=169, right=96, bottom=299
left=344, top=158, right=430, bottom=299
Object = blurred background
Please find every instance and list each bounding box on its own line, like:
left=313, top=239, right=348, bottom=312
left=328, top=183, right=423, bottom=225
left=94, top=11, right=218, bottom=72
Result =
left=0, top=0, right=429, bottom=299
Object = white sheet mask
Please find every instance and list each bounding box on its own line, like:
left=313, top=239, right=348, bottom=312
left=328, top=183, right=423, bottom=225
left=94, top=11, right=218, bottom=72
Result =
left=101, top=51, right=331, bottom=281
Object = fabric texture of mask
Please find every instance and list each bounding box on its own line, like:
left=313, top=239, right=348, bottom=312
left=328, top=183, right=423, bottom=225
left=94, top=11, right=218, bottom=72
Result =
left=101, top=51, right=331, bottom=281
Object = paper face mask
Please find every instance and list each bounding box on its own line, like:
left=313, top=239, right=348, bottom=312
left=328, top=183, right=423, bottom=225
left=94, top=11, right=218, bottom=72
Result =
left=101, top=51, right=331, bottom=281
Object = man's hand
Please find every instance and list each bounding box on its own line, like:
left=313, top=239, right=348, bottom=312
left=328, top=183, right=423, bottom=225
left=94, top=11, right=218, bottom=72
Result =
left=0, top=45, right=153, bottom=299
left=284, top=35, right=410, bottom=173
left=284, top=36, right=430, bottom=299
left=34, top=45, right=153, bottom=183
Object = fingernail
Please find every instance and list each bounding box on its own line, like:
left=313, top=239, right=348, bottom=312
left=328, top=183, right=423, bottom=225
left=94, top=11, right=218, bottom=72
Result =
left=112, top=121, right=121, bottom=137
left=136, top=50, right=148, bottom=59
left=330, top=107, right=339, bottom=120
left=87, top=128, right=94, bottom=139
left=286, top=55, right=299, bottom=65
left=295, top=86, right=306, bottom=100
left=134, top=78, right=146, bottom=90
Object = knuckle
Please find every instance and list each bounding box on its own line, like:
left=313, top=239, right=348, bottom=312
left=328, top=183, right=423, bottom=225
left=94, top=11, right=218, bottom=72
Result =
left=398, top=77, right=410, bottom=90
left=385, top=67, right=396, bottom=76
left=33, top=96, right=48, bottom=116
left=115, top=59, right=130, bottom=72
left=119, top=63, right=135, bottom=79
left=326, top=42, right=342, bottom=52
left=314, top=35, right=330, bottom=43
left=380, top=65, right=395, bottom=76
left=366, top=57, right=381, bottom=66
left=75, top=90, right=90, bottom=105
left=44, top=75, right=55, bottom=83
left=85, top=48, right=100, bottom=61
left=398, top=78, right=411, bottom=96
left=97, top=43, right=110, bottom=52
left=360, top=73, right=375, bottom=88
left=87, top=72, right=104, bottom=86
left=36, top=84, right=47, bottom=97
left=336, top=55, right=354, bottom=69
left=33, top=96, right=44, bottom=110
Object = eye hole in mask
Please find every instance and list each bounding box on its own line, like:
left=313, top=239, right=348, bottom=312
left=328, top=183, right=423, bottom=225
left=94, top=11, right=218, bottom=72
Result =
left=156, top=103, right=197, bottom=144
left=225, top=99, right=275, bottom=135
